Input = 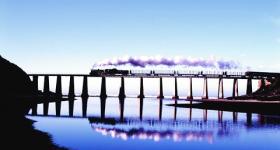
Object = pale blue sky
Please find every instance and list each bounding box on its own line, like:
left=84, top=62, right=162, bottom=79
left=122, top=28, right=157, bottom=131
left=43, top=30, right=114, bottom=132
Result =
left=0, top=0, right=280, bottom=73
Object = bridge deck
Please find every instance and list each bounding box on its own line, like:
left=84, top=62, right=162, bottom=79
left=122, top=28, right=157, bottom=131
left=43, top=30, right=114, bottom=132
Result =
left=27, top=74, right=264, bottom=79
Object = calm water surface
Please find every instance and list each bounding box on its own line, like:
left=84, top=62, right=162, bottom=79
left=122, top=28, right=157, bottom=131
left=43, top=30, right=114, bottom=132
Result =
left=27, top=97, right=280, bottom=150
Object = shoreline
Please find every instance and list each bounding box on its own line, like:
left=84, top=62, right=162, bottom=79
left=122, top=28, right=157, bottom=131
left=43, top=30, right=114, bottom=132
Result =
left=168, top=99, right=280, bottom=115
left=2, top=116, right=68, bottom=150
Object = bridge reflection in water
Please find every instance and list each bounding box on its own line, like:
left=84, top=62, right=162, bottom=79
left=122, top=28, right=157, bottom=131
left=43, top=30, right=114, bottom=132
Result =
left=28, top=97, right=280, bottom=143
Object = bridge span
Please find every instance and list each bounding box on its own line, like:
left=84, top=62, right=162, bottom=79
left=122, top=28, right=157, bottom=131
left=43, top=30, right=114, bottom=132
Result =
left=27, top=71, right=280, bottom=100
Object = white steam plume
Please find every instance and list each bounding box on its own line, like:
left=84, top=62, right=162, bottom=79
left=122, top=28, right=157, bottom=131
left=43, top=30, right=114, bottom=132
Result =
left=93, top=56, right=242, bottom=70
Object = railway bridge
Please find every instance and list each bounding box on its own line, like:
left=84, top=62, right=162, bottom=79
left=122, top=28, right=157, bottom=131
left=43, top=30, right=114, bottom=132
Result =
left=27, top=70, right=278, bottom=100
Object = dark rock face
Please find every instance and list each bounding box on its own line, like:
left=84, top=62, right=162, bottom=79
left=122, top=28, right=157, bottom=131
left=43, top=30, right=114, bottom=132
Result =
left=250, top=78, right=280, bottom=100
left=228, top=78, right=280, bottom=101
left=0, top=55, right=68, bottom=149
left=0, top=56, right=35, bottom=96
left=0, top=55, right=36, bottom=116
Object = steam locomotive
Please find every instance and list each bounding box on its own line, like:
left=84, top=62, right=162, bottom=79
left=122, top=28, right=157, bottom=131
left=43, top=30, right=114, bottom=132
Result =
left=90, top=68, right=130, bottom=76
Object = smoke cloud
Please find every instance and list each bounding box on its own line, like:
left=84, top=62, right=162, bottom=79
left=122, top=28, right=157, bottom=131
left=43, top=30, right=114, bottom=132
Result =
left=93, top=56, right=241, bottom=70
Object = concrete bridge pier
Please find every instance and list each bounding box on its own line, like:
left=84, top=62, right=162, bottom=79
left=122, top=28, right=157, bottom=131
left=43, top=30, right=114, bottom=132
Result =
left=100, top=76, right=107, bottom=98
left=202, top=77, right=209, bottom=99
left=31, top=75, right=38, bottom=115
left=81, top=76, right=89, bottom=98
left=68, top=76, right=75, bottom=98
left=68, top=76, right=75, bottom=117
left=187, top=77, right=193, bottom=100
left=43, top=75, right=50, bottom=95
left=232, top=78, right=239, bottom=98
left=43, top=75, right=50, bottom=115
left=157, top=77, right=164, bottom=99
left=55, top=76, right=62, bottom=97
left=218, top=78, right=224, bottom=99
left=246, top=78, right=253, bottom=95
left=173, top=77, right=179, bottom=99
left=138, top=77, right=145, bottom=98
left=32, top=75, right=38, bottom=91
left=55, top=76, right=62, bottom=116
left=118, top=77, right=126, bottom=98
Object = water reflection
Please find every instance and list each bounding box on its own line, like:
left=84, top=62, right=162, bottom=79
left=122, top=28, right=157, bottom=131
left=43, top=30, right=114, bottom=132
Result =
left=28, top=97, right=280, bottom=144
left=82, top=97, right=88, bottom=117
left=100, top=97, right=106, bottom=119
left=55, top=99, right=61, bottom=116
left=233, top=112, right=238, bottom=123
left=139, top=97, right=143, bottom=120
left=69, top=98, right=75, bottom=117
left=173, top=99, right=177, bottom=121
left=93, top=125, right=214, bottom=143
left=119, top=97, right=125, bottom=121
left=159, top=98, right=163, bottom=121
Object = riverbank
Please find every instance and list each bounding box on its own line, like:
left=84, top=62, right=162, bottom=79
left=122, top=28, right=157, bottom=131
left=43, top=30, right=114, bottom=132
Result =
left=2, top=116, right=67, bottom=150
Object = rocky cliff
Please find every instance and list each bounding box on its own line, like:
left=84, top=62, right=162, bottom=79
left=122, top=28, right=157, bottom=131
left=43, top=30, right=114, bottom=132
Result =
left=0, top=55, right=36, bottom=116
left=0, top=55, right=67, bottom=149
left=228, top=78, right=280, bottom=100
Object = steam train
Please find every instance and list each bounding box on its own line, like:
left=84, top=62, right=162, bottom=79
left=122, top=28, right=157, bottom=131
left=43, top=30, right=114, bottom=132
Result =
left=90, top=68, right=130, bottom=76
left=90, top=68, right=244, bottom=76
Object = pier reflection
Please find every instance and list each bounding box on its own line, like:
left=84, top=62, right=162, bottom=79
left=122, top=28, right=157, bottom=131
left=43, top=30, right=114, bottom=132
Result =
left=82, top=97, right=88, bottom=117
left=119, top=97, right=125, bottom=121
left=28, top=97, right=280, bottom=142
left=159, top=98, right=163, bottom=121
left=173, top=99, right=177, bottom=121
left=139, top=97, right=143, bottom=120
left=100, top=97, right=106, bottom=119
left=55, top=98, right=61, bottom=116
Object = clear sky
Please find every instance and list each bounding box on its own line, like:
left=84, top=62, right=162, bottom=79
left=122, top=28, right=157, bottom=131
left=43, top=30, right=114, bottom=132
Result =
left=0, top=0, right=280, bottom=73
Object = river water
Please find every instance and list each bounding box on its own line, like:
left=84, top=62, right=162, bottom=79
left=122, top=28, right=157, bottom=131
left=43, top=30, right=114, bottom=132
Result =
left=27, top=97, right=280, bottom=150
